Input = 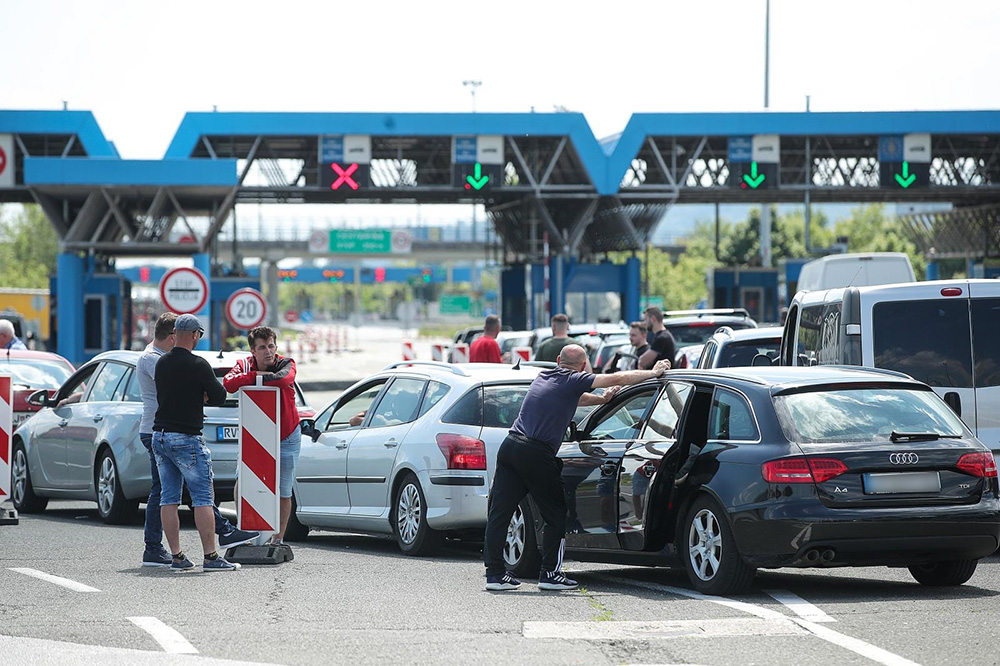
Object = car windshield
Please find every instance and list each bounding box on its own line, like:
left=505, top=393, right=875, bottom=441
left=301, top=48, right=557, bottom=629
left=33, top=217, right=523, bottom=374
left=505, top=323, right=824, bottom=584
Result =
left=773, top=387, right=967, bottom=443
left=668, top=321, right=753, bottom=344
left=2, top=358, right=73, bottom=389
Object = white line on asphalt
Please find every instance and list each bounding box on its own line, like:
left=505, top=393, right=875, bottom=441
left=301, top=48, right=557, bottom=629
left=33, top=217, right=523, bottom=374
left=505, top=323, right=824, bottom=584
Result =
left=8, top=567, right=100, bottom=592
left=605, top=577, right=923, bottom=666
left=524, top=617, right=806, bottom=640
left=764, top=589, right=836, bottom=623
left=128, top=617, right=199, bottom=654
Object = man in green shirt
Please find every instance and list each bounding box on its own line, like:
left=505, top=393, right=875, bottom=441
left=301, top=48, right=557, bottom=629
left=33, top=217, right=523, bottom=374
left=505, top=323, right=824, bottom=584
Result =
left=535, top=313, right=575, bottom=362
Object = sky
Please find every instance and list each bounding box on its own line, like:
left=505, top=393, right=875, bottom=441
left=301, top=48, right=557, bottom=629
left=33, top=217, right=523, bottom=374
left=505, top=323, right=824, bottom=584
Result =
left=5, top=0, right=1000, bottom=238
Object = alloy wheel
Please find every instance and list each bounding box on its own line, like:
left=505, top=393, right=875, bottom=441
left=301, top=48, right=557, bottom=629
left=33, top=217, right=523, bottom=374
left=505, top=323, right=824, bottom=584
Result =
left=396, top=483, right=422, bottom=545
left=12, top=448, right=28, bottom=506
left=97, top=455, right=117, bottom=516
left=504, top=505, right=526, bottom=565
left=688, top=507, right=723, bottom=581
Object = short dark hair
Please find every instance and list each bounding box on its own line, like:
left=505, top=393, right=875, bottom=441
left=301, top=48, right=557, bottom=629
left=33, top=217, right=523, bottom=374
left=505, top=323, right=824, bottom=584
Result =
left=248, top=326, right=277, bottom=348
left=644, top=306, right=663, bottom=324
left=154, top=312, right=178, bottom=341
left=630, top=320, right=648, bottom=334
left=551, top=313, right=569, bottom=327
left=484, top=314, right=501, bottom=333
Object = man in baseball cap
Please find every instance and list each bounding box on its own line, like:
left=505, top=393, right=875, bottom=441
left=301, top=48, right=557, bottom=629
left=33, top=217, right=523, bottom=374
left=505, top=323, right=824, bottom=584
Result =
left=173, top=314, right=205, bottom=335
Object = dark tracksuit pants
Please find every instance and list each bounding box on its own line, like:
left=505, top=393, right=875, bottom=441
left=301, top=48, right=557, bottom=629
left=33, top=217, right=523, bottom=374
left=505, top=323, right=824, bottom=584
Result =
left=483, top=432, right=567, bottom=577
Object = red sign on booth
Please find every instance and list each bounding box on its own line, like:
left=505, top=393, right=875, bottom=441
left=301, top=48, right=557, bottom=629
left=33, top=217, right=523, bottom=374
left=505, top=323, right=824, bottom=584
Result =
left=284, top=310, right=299, bottom=323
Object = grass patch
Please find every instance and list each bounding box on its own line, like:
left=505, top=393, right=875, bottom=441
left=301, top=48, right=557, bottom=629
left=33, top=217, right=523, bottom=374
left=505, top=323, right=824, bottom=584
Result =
left=579, top=586, right=614, bottom=622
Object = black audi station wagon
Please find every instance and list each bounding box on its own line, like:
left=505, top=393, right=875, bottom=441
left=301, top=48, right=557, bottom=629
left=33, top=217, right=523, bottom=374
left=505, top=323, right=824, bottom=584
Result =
left=504, top=366, right=1000, bottom=595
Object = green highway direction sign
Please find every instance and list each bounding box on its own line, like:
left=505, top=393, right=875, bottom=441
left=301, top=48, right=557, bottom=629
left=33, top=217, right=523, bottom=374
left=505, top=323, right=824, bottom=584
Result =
left=321, top=229, right=413, bottom=254
left=440, top=293, right=472, bottom=315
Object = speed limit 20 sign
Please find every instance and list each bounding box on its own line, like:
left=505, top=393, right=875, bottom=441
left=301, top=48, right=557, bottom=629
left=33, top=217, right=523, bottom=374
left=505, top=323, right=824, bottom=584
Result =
left=225, top=288, right=267, bottom=330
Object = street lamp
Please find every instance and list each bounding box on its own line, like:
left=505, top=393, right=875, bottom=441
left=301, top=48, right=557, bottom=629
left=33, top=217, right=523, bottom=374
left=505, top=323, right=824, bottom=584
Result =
left=462, top=80, right=482, bottom=113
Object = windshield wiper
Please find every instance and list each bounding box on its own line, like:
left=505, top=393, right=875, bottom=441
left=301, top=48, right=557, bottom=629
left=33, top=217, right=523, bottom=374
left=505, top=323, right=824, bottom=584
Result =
left=890, top=431, right=941, bottom=443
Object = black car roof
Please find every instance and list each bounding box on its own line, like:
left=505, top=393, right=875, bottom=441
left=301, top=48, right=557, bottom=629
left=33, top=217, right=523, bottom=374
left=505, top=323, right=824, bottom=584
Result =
left=663, top=365, right=922, bottom=392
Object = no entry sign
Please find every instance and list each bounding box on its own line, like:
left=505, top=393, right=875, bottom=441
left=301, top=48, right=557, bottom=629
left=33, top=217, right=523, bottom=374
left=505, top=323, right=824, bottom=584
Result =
left=226, top=288, right=267, bottom=330
left=160, top=267, right=208, bottom=314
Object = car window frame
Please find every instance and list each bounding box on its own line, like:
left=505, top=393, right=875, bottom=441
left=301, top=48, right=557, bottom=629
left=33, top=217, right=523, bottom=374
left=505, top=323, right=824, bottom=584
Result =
left=327, top=378, right=391, bottom=431
left=583, top=386, right=659, bottom=441
left=706, top=386, right=761, bottom=443
left=367, top=376, right=429, bottom=428
left=86, top=361, right=132, bottom=403
left=639, top=381, right=695, bottom=440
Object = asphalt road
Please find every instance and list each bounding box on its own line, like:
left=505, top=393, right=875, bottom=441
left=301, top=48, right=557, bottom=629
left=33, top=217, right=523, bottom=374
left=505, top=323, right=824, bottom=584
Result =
left=3, top=499, right=1000, bottom=666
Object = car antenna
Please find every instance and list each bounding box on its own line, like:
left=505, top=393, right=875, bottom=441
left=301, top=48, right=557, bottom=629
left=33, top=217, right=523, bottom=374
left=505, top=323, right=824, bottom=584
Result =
left=512, top=357, right=522, bottom=370
left=217, top=349, right=225, bottom=359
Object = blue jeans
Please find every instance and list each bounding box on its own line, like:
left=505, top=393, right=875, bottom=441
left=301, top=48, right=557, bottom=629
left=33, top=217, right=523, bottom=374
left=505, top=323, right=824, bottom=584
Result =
left=279, top=426, right=302, bottom=499
left=142, top=433, right=235, bottom=551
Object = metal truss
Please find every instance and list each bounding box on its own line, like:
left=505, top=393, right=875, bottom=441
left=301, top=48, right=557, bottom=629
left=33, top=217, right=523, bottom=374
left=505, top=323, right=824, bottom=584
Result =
left=899, top=204, right=1000, bottom=259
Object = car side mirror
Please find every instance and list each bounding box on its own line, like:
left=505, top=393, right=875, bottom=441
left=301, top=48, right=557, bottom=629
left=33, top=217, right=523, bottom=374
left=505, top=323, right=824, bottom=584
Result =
left=751, top=353, right=772, bottom=367
left=26, top=389, right=53, bottom=408
left=943, top=392, right=962, bottom=418
left=299, top=418, right=320, bottom=442
left=568, top=420, right=582, bottom=442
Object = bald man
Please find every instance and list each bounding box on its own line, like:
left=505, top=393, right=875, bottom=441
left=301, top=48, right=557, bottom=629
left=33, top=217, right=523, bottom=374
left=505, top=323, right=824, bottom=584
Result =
left=483, top=344, right=670, bottom=592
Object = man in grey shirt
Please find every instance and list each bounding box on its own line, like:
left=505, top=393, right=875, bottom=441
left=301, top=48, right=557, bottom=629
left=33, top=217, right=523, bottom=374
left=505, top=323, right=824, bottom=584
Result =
left=138, top=312, right=257, bottom=567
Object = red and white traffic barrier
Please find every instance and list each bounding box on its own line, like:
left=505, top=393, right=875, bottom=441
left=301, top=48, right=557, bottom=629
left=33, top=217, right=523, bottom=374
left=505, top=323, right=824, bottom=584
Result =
left=237, top=383, right=281, bottom=537
left=452, top=343, right=470, bottom=363
left=431, top=343, right=448, bottom=362
left=0, top=373, right=11, bottom=504
left=513, top=346, right=533, bottom=362
left=402, top=340, right=416, bottom=361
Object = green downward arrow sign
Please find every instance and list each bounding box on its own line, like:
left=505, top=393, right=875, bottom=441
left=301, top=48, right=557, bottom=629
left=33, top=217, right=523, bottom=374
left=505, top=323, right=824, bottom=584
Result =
left=466, top=163, right=489, bottom=190
left=894, top=161, right=916, bottom=188
left=742, top=161, right=766, bottom=189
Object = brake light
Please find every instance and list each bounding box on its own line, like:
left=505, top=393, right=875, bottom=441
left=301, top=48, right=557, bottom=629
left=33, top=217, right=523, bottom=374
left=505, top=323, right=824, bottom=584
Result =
left=940, top=287, right=963, bottom=297
left=762, top=457, right=848, bottom=484
left=676, top=354, right=688, bottom=368
left=956, top=452, right=998, bottom=478
left=435, top=434, right=487, bottom=470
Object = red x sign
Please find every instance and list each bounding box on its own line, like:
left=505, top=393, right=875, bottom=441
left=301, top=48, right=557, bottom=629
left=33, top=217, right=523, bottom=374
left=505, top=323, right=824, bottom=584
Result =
left=330, top=162, right=359, bottom=190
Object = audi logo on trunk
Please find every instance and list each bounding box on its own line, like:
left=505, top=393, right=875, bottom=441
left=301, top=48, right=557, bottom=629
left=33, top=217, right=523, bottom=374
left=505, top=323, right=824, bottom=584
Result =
left=889, top=452, right=920, bottom=464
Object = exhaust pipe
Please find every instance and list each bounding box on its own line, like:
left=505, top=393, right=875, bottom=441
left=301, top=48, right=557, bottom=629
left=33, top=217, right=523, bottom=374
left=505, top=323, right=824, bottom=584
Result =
left=804, top=549, right=821, bottom=563
left=820, top=549, right=835, bottom=562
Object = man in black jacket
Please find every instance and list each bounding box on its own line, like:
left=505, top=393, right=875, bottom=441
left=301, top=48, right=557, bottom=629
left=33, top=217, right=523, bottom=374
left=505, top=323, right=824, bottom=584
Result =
left=152, top=314, right=240, bottom=572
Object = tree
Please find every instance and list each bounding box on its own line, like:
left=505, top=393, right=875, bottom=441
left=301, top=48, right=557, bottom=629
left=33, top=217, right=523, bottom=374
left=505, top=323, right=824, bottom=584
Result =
left=0, top=205, right=59, bottom=288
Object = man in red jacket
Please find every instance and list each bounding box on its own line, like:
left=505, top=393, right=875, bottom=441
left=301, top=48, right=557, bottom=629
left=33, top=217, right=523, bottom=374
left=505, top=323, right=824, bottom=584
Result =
left=469, top=314, right=502, bottom=363
left=223, top=326, right=300, bottom=546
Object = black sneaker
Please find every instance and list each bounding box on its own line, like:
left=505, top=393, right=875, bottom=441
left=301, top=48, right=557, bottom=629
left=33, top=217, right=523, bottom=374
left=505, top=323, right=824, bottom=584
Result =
left=142, top=549, right=172, bottom=568
left=485, top=572, right=521, bottom=591
left=218, top=528, right=259, bottom=549
left=538, top=570, right=578, bottom=591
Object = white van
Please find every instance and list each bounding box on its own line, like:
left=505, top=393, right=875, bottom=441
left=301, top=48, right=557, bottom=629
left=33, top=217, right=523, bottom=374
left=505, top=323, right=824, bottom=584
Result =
left=796, top=253, right=915, bottom=292
left=779, top=279, right=1000, bottom=455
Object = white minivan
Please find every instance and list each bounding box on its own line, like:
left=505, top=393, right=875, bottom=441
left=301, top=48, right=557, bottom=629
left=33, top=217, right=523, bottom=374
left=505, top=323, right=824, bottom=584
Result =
left=779, top=279, right=1000, bottom=455
left=796, top=252, right=915, bottom=292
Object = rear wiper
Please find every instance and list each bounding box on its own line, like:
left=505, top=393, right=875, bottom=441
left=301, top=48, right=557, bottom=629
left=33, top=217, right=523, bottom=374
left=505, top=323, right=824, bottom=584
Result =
left=890, top=431, right=940, bottom=442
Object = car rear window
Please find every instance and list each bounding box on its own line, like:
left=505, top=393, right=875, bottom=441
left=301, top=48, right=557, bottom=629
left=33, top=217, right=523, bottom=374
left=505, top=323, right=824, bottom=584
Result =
left=483, top=386, right=529, bottom=429
left=668, top=321, right=753, bottom=345
left=773, top=387, right=967, bottom=443
left=872, top=299, right=973, bottom=388
left=442, top=387, right=482, bottom=425
left=718, top=340, right=780, bottom=368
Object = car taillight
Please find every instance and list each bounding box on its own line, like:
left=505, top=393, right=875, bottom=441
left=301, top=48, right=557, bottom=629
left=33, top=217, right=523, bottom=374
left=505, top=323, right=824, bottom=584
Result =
left=435, top=434, right=487, bottom=470
left=676, top=354, right=688, bottom=368
left=956, top=452, right=998, bottom=478
left=762, top=457, right=848, bottom=484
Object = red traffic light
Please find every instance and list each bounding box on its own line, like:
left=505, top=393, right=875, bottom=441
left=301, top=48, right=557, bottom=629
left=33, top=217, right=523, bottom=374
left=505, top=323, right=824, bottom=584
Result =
left=374, top=267, right=386, bottom=283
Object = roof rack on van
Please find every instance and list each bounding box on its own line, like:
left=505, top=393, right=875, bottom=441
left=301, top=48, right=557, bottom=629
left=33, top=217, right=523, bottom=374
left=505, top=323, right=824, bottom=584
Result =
left=382, top=361, right=470, bottom=377
left=825, top=365, right=914, bottom=381
left=663, top=308, right=750, bottom=319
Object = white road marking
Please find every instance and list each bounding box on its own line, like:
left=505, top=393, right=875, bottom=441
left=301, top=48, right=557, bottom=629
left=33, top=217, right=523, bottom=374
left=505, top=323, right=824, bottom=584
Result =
left=0, top=633, right=280, bottom=665
left=764, top=588, right=836, bottom=623
left=8, top=567, right=100, bottom=592
left=605, top=577, right=923, bottom=666
left=524, top=617, right=806, bottom=640
left=128, top=616, right=199, bottom=654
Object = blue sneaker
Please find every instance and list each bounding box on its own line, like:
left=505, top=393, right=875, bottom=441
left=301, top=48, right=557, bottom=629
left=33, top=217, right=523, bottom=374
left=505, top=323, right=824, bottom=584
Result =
left=142, top=549, right=172, bottom=568
left=170, top=556, right=195, bottom=572
left=218, top=528, right=259, bottom=549
left=538, top=570, right=578, bottom=591
left=203, top=557, right=241, bottom=572
left=485, top=572, right=521, bottom=591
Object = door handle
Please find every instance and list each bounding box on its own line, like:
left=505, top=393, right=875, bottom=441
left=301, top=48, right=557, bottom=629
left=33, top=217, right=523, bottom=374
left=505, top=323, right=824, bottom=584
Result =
left=384, top=438, right=398, bottom=448
left=93, top=415, right=104, bottom=422
left=58, top=419, right=69, bottom=427
left=334, top=440, right=348, bottom=450
left=600, top=462, right=618, bottom=476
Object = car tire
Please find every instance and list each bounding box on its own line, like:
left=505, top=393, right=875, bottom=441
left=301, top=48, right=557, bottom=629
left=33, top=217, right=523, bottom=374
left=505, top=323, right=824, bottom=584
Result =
left=11, top=442, right=48, bottom=513
left=96, top=448, right=138, bottom=525
left=907, top=559, right=978, bottom=586
left=681, top=495, right=756, bottom=595
left=284, top=493, right=310, bottom=542
left=392, top=472, right=442, bottom=556
left=504, top=499, right=541, bottom=578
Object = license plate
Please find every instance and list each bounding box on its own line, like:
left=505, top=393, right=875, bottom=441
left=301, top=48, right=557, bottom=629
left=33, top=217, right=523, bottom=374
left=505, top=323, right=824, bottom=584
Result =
left=863, top=471, right=941, bottom=494
left=13, top=412, right=31, bottom=427
left=216, top=426, right=239, bottom=442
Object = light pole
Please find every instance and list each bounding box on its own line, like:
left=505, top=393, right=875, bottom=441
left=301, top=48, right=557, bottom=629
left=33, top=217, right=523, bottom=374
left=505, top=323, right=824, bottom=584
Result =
left=462, top=80, right=482, bottom=113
